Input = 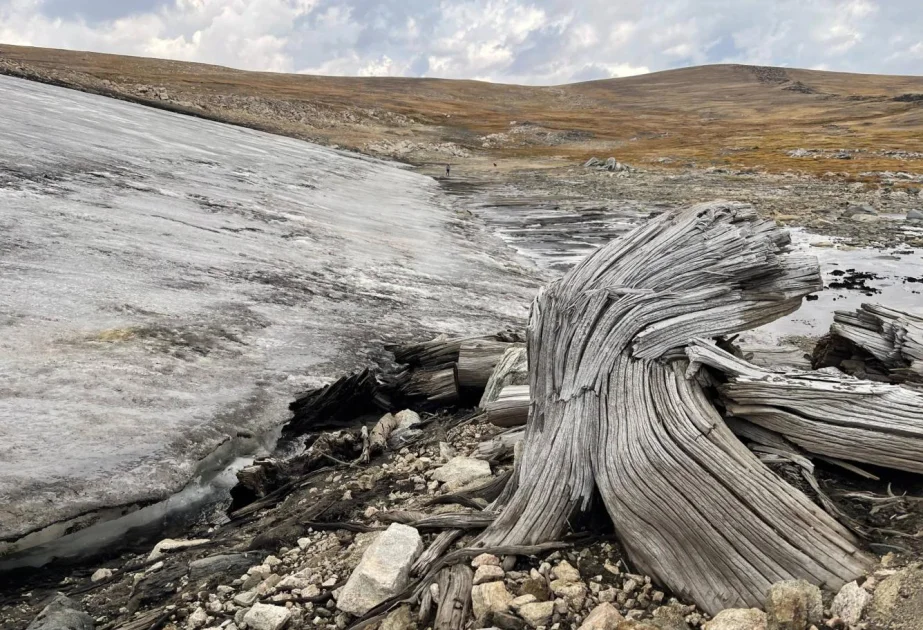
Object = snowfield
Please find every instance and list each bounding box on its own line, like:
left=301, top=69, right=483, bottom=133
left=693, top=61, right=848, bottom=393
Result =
left=0, top=75, right=538, bottom=550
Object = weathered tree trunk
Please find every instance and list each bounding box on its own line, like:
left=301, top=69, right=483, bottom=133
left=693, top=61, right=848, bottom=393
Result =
left=476, top=202, right=873, bottom=615
left=688, top=339, right=923, bottom=473
left=479, top=346, right=529, bottom=407
left=485, top=385, right=530, bottom=427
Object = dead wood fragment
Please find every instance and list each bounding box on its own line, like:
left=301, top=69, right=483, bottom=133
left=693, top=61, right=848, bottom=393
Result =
left=690, top=340, right=923, bottom=474
left=820, top=304, right=923, bottom=384
left=475, top=202, right=872, bottom=615
left=480, top=345, right=528, bottom=408
left=369, top=412, right=400, bottom=455
left=434, top=564, right=473, bottom=630
left=284, top=369, right=385, bottom=437
left=457, top=339, right=515, bottom=389
left=387, top=332, right=523, bottom=369
left=485, top=385, right=530, bottom=427
left=403, top=367, right=460, bottom=403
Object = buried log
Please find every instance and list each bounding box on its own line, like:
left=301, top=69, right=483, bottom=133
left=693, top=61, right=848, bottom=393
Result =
left=688, top=339, right=923, bottom=474
left=457, top=339, right=515, bottom=389
left=485, top=385, right=530, bottom=427
left=475, top=202, right=874, bottom=615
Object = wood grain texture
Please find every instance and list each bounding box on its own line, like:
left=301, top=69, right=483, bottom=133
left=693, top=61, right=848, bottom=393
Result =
left=476, top=202, right=872, bottom=615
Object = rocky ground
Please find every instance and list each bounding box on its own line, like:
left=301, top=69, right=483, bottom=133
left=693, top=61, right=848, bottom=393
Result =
left=3, top=49, right=923, bottom=630
left=3, top=388, right=923, bottom=630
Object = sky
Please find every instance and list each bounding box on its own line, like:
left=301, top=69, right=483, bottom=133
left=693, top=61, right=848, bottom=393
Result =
left=1, top=0, right=921, bottom=85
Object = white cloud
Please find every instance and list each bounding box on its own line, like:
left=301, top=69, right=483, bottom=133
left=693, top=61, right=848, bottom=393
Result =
left=0, top=0, right=921, bottom=84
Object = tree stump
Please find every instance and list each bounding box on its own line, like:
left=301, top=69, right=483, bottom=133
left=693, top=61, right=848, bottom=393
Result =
left=476, top=202, right=873, bottom=615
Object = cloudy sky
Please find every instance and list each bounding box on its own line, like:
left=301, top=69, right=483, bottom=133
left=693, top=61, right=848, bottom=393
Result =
left=1, top=0, right=920, bottom=84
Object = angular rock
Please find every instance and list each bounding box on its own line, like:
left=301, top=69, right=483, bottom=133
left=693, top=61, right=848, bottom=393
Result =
left=90, top=568, right=112, bottom=583
left=831, top=581, right=870, bottom=626
left=550, top=579, right=587, bottom=609
left=336, top=523, right=424, bottom=615
left=473, top=553, right=502, bottom=568
left=148, top=538, right=210, bottom=561
left=242, top=603, right=292, bottom=630
left=518, top=601, right=555, bottom=628
left=26, top=594, right=94, bottom=630
left=580, top=603, right=625, bottom=630
left=472, top=581, right=515, bottom=623
left=703, top=608, right=767, bottom=630
left=846, top=203, right=877, bottom=216
left=475, top=565, right=506, bottom=585
left=908, top=209, right=923, bottom=221
left=765, top=580, right=822, bottom=630
left=869, top=565, right=923, bottom=630
left=187, top=607, right=209, bottom=629
left=233, top=590, right=259, bottom=607
left=519, top=578, right=551, bottom=601
left=652, top=604, right=693, bottom=630
left=551, top=560, right=581, bottom=583
left=276, top=575, right=311, bottom=592
left=379, top=605, right=414, bottom=630
left=431, top=456, right=491, bottom=489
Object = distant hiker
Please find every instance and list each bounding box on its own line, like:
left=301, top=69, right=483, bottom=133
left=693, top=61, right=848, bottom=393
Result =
left=445, top=164, right=451, bottom=178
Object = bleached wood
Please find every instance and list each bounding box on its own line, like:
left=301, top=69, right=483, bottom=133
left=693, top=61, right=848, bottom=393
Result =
left=485, top=385, right=530, bottom=427
left=457, top=339, right=515, bottom=389
left=827, top=303, right=923, bottom=383
left=479, top=346, right=528, bottom=408
left=476, top=202, right=872, bottom=615
left=689, top=339, right=923, bottom=474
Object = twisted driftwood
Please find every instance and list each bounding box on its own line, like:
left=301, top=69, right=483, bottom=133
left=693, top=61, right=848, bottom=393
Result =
left=476, top=202, right=873, bottom=614
left=689, top=339, right=923, bottom=474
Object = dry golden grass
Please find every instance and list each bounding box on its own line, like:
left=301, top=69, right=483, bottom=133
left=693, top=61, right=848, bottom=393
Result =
left=2, top=44, right=922, bottom=175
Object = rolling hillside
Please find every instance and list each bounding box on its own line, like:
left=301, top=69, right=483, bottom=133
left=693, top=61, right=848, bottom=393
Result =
left=1, top=44, right=922, bottom=175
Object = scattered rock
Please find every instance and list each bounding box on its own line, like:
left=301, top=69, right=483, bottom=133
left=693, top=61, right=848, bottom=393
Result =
left=830, top=581, right=870, bottom=626
left=908, top=209, right=923, bottom=220
left=233, top=590, right=259, bottom=607
left=473, top=553, right=502, bottom=568
left=475, top=565, right=506, bottom=585
left=431, top=456, right=491, bottom=489
left=580, top=603, right=625, bottom=630
left=869, top=564, right=923, bottom=630
left=336, top=523, right=424, bottom=615
left=379, top=605, right=414, bottom=630
left=550, top=579, right=587, bottom=609
left=26, top=594, right=94, bottom=630
left=703, top=608, right=767, bottom=630
left=242, top=603, right=292, bottom=630
left=765, top=580, right=823, bottom=630
left=845, top=203, right=877, bottom=216
left=518, top=601, right=555, bottom=628
left=519, top=578, right=551, bottom=601
left=187, top=607, right=209, bottom=629
left=551, top=560, right=581, bottom=583
left=148, top=538, right=210, bottom=562
left=90, top=568, right=112, bottom=583
left=472, top=581, right=515, bottom=623
left=652, top=604, right=693, bottom=630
